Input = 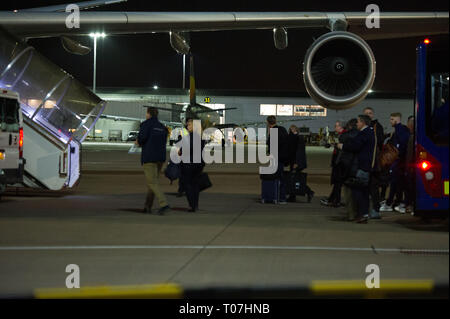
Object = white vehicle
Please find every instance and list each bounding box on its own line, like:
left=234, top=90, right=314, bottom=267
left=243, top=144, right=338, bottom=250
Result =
left=0, top=90, right=24, bottom=197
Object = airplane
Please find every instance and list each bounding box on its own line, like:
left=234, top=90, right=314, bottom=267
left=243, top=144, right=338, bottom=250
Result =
left=0, top=0, right=448, bottom=126
left=143, top=54, right=240, bottom=131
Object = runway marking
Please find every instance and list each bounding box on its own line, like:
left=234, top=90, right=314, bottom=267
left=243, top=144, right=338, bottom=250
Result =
left=0, top=245, right=448, bottom=254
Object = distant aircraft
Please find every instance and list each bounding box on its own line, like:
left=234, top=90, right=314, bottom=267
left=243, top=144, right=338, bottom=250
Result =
left=144, top=55, right=240, bottom=131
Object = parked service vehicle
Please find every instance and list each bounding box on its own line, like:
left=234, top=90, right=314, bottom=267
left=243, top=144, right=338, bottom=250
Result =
left=126, top=131, right=139, bottom=142
left=108, top=129, right=122, bottom=142
left=0, top=90, right=25, bottom=197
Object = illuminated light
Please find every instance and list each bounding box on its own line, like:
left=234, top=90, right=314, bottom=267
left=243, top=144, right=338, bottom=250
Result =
left=153, top=85, right=159, bottom=90
left=95, top=129, right=102, bottom=134
left=444, top=181, right=449, bottom=196
left=0, top=151, right=4, bottom=160
left=419, top=151, right=427, bottom=160
left=424, top=38, right=431, bottom=44
left=420, top=161, right=431, bottom=170
left=368, top=89, right=374, bottom=93
left=19, top=127, right=23, bottom=158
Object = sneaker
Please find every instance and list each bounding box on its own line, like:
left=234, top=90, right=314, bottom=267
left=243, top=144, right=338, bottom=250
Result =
left=394, top=205, right=406, bottom=214
left=157, top=205, right=170, bottom=215
left=379, top=200, right=386, bottom=206
left=379, top=204, right=393, bottom=212
left=320, top=198, right=329, bottom=206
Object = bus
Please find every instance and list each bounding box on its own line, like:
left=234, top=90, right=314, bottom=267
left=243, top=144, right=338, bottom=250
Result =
left=414, top=37, right=449, bottom=217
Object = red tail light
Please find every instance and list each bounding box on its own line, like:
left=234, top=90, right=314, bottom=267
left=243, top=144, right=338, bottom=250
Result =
left=19, top=127, right=23, bottom=158
left=424, top=38, right=431, bottom=44
left=416, top=144, right=442, bottom=197
left=420, top=161, right=431, bottom=170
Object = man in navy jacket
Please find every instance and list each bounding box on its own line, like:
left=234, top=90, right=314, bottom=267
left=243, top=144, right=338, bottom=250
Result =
left=137, top=107, right=170, bottom=215
left=338, top=115, right=376, bottom=223
left=380, top=112, right=410, bottom=213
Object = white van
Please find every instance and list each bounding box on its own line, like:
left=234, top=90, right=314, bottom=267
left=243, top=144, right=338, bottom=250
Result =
left=0, top=89, right=25, bottom=197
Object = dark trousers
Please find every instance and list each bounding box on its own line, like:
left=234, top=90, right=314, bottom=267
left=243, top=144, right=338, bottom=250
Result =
left=404, top=168, right=415, bottom=207
left=369, top=175, right=381, bottom=212
left=276, top=163, right=287, bottom=201
left=352, top=186, right=370, bottom=218
left=328, top=182, right=342, bottom=205
left=387, top=163, right=405, bottom=206
left=181, top=164, right=203, bottom=209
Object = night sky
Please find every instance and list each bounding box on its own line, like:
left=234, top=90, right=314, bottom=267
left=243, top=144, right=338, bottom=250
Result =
left=5, top=0, right=450, bottom=93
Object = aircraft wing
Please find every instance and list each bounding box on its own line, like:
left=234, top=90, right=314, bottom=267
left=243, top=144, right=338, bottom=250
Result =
left=194, top=107, right=238, bottom=114
left=1, top=10, right=447, bottom=39
left=214, top=117, right=315, bottom=130
left=20, top=0, right=127, bottom=12
left=81, top=113, right=183, bottom=127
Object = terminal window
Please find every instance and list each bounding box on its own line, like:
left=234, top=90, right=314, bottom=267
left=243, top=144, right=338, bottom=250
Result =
left=260, top=104, right=327, bottom=117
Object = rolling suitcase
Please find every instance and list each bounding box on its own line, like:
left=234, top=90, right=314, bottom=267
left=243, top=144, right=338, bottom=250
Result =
left=261, top=179, right=280, bottom=204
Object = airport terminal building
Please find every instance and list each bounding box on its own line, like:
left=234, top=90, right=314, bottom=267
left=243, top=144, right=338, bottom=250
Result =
left=93, top=87, right=415, bottom=142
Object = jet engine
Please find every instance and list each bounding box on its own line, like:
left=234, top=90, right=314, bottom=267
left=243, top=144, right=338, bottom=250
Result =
left=303, top=31, right=376, bottom=110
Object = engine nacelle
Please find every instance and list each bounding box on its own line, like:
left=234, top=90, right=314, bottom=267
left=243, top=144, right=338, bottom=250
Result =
left=303, top=31, right=376, bottom=110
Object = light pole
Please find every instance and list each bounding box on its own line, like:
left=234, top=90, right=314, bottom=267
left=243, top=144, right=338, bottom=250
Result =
left=182, top=54, right=186, bottom=89
left=89, top=32, right=106, bottom=94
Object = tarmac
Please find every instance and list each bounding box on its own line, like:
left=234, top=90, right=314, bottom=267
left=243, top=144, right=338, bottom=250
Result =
left=0, top=144, right=448, bottom=298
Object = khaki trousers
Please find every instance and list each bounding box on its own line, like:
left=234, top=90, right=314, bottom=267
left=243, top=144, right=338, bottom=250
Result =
left=143, top=162, right=168, bottom=208
left=343, top=185, right=356, bottom=221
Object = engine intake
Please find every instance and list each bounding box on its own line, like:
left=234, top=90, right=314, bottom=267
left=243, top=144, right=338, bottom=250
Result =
left=303, top=31, right=376, bottom=109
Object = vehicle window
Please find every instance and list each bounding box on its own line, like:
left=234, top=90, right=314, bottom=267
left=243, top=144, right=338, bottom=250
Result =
left=0, top=97, right=20, bottom=132
left=428, top=72, right=449, bottom=146
left=426, top=46, right=449, bottom=146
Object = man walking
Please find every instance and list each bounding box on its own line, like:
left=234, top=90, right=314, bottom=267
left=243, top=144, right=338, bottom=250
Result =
left=137, top=107, right=170, bottom=215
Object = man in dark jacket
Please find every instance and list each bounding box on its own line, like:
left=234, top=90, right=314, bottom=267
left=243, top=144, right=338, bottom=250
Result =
left=338, top=115, right=376, bottom=223
left=363, top=107, right=385, bottom=150
left=321, top=120, right=346, bottom=207
left=286, top=125, right=314, bottom=203
left=363, top=107, right=385, bottom=217
left=380, top=112, right=410, bottom=213
left=266, top=116, right=289, bottom=204
left=338, top=119, right=359, bottom=220
left=137, top=107, right=170, bottom=215
left=179, top=118, right=206, bottom=212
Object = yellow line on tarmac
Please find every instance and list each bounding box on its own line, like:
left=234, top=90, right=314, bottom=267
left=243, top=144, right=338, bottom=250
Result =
left=310, top=280, right=434, bottom=296
left=34, top=283, right=183, bottom=299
